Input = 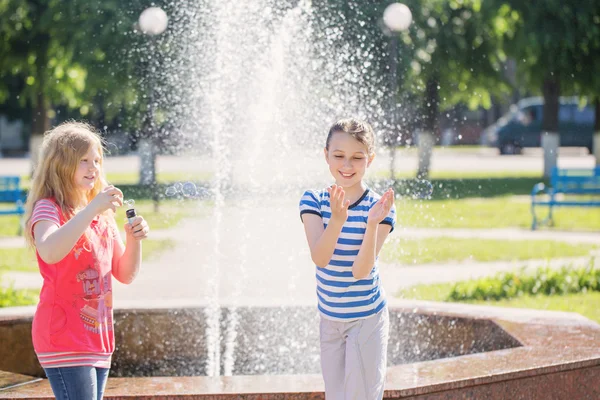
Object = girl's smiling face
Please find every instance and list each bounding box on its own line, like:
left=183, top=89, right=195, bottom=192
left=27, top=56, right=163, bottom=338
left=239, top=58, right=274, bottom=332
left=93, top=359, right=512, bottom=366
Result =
left=74, top=145, right=102, bottom=193
left=325, top=131, right=374, bottom=189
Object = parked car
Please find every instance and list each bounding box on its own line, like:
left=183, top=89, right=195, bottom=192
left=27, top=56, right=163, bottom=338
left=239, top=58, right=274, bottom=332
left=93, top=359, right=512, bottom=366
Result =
left=482, top=97, right=594, bottom=155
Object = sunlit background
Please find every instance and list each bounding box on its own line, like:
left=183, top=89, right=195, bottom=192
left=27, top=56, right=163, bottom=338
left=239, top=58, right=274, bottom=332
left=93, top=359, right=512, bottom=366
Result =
left=0, top=0, right=599, bottom=377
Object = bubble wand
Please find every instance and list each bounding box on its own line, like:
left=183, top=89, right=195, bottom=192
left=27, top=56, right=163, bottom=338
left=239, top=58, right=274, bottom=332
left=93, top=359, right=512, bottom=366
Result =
left=124, top=199, right=137, bottom=225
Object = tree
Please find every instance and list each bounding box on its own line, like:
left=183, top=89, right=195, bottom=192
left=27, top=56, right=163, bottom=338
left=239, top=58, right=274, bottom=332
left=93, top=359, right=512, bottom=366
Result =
left=292, top=0, right=514, bottom=180
left=398, top=0, right=513, bottom=178
left=564, top=2, right=600, bottom=165
left=499, top=0, right=600, bottom=175
left=0, top=0, right=141, bottom=169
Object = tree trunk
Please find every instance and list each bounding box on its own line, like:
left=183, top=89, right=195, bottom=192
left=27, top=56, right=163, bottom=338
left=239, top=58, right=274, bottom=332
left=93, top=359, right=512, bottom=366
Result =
left=541, top=75, right=560, bottom=178
left=29, top=34, right=51, bottom=174
left=139, top=36, right=159, bottom=213
left=29, top=91, right=50, bottom=174
left=594, top=97, right=600, bottom=166
left=417, top=76, right=439, bottom=179
left=138, top=113, right=159, bottom=212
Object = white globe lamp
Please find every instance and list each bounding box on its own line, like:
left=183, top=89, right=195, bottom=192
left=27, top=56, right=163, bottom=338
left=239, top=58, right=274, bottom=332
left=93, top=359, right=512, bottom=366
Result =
left=138, top=7, right=168, bottom=36
left=383, top=3, right=413, bottom=32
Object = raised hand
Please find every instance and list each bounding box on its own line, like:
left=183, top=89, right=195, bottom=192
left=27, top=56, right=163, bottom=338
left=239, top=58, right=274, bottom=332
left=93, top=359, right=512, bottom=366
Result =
left=125, top=216, right=149, bottom=241
left=368, top=188, right=394, bottom=225
left=88, top=185, right=123, bottom=214
left=327, top=184, right=350, bottom=224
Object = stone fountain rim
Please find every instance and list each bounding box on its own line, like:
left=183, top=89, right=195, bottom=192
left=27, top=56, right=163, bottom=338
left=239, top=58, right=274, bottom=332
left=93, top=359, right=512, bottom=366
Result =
left=2, top=299, right=600, bottom=398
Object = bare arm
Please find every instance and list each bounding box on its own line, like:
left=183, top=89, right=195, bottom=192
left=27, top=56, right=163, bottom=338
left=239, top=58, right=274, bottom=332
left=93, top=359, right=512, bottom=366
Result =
left=34, top=207, right=99, bottom=264
left=112, top=216, right=149, bottom=284
left=34, top=186, right=123, bottom=264
left=352, top=223, right=392, bottom=279
left=352, top=189, right=394, bottom=279
left=302, top=213, right=344, bottom=268
left=301, top=185, right=349, bottom=268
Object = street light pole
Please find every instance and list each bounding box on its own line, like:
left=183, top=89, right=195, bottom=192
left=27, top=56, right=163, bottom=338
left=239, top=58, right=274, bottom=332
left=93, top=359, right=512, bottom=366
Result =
left=388, top=35, right=398, bottom=180
left=138, top=7, right=168, bottom=211
left=383, top=3, right=412, bottom=181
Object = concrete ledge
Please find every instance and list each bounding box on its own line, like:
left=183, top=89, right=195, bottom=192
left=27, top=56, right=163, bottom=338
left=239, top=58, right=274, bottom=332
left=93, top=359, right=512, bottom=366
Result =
left=1, top=300, right=599, bottom=399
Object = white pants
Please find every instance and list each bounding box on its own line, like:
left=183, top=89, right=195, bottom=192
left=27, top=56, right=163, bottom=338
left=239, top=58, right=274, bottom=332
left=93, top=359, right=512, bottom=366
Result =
left=319, top=306, right=389, bottom=400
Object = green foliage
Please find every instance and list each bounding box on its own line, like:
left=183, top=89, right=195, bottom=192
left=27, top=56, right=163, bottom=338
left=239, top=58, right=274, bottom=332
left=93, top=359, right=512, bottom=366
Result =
left=498, top=1, right=600, bottom=96
left=389, top=176, right=544, bottom=199
left=381, top=237, right=597, bottom=265
left=402, top=0, right=514, bottom=110
left=0, top=0, right=178, bottom=134
left=400, top=283, right=600, bottom=325
left=0, top=1, right=131, bottom=111
left=448, top=259, right=599, bottom=301
left=0, top=274, right=39, bottom=307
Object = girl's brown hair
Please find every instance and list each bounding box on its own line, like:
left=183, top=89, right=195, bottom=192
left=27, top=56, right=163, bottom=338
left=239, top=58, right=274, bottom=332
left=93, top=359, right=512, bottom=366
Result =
left=325, top=118, right=375, bottom=154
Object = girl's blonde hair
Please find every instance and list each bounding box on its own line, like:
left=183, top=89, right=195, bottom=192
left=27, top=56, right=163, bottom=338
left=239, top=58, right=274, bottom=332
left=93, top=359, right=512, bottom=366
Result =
left=24, top=121, right=109, bottom=247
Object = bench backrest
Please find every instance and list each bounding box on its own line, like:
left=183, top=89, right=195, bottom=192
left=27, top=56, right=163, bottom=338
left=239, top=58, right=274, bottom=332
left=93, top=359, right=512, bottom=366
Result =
left=551, top=167, right=600, bottom=194
left=0, top=176, right=23, bottom=202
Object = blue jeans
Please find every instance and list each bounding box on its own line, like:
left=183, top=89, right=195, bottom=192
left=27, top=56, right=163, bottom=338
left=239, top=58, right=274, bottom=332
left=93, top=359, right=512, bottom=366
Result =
left=44, top=366, right=110, bottom=400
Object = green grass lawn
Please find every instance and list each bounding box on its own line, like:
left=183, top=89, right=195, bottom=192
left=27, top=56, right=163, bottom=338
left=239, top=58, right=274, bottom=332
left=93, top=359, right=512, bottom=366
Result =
left=381, top=237, right=598, bottom=265
left=0, top=247, right=38, bottom=272
left=105, top=171, right=213, bottom=185
left=113, top=199, right=206, bottom=231
left=398, top=282, right=600, bottom=325
left=0, top=214, right=21, bottom=237
left=367, top=175, right=546, bottom=199
left=0, top=282, right=39, bottom=307
left=394, top=197, right=600, bottom=231
left=373, top=169, right=543, bottom=180
left=0, top=238, right=176, bottom=273
left=0, top=199, right=207, bottom=237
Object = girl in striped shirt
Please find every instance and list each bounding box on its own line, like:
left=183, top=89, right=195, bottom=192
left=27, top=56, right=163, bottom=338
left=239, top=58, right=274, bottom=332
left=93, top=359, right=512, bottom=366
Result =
left=300, top=118, right=395, bottom=400
left=23, top=121, right=149, bottom=400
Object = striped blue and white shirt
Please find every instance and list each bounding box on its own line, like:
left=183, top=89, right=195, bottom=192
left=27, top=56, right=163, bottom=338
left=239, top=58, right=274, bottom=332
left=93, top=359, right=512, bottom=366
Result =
left=299, top=187, right=396, bottom=321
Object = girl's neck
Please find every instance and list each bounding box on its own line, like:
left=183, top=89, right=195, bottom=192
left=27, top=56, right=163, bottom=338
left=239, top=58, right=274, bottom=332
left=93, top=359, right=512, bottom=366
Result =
left=340, top=181, right=368, bottom=205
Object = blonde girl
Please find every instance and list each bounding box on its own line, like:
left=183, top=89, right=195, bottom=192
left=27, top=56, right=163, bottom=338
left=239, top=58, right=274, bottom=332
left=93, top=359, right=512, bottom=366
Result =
left=24, top=121, right=149, bottom=400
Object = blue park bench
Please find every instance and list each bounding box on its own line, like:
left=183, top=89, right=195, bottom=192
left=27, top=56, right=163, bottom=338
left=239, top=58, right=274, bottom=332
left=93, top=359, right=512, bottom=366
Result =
left=0, top=176, right=26, bottom=235
left=531, top=166, right=600, bottom=230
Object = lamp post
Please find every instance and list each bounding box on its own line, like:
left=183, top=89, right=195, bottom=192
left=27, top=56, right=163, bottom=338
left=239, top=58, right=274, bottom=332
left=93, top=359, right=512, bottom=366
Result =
left=383, top=3, right=412, bottom=180
left=138, top=7, right=168, bottom=199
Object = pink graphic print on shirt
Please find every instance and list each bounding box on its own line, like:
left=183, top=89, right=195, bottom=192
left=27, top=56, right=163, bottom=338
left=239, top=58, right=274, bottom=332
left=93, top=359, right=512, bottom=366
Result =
left=74, top=221, right=114, bottom=335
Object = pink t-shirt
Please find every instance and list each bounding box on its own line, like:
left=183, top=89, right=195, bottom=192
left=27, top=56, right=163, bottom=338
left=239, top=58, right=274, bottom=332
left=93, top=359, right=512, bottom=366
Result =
left=31, top=199, right=120, bottom=369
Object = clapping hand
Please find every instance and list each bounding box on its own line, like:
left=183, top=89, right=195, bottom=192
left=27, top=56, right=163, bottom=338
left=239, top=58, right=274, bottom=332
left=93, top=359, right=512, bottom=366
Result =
left=327, top=184, right=350, bottom=224
left=368, top=188, right=394, bottom=225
